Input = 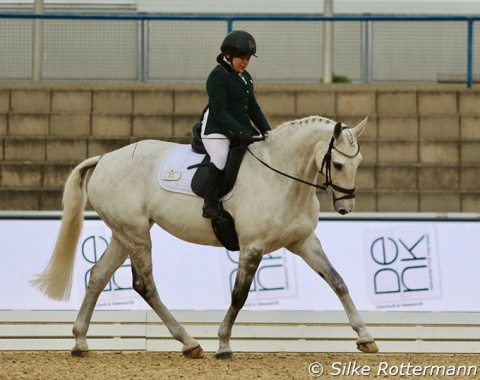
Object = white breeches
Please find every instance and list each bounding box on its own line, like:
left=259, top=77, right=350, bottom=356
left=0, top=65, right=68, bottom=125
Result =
left=201, top=109, right=230, bottom=170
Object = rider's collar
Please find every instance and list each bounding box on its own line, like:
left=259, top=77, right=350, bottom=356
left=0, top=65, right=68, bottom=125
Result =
left=219, top=56, right=236, bottom=75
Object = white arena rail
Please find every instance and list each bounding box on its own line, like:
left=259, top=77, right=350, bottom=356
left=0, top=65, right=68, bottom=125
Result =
left=1, top=310, right=479, bottom=353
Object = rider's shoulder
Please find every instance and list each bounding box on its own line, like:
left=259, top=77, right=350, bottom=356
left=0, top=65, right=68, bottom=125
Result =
left=209, top=64, right=230, bottom=77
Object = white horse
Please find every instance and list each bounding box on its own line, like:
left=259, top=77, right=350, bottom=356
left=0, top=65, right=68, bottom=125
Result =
left=33, top=115, right=378, bottom=358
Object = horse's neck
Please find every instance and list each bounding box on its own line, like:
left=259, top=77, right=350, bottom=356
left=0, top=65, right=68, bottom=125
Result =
left=256, top=123, right=332, bottom=185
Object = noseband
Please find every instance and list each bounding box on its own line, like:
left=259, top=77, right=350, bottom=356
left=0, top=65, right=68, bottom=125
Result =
left=246, top=134, right=361, bottom=201
left=320, top=136, right=360, bottom=202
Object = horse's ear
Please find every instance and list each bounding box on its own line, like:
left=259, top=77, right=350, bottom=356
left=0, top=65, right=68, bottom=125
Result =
left=352, top=117, right=368, bottom=138
left=333, top=122, right=343, bottom=140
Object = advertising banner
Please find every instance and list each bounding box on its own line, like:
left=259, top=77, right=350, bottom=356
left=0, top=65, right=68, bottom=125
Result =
left=1, top=216, right=479, bottom=312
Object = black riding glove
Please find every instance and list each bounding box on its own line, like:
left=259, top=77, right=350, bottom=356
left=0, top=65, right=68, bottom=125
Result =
left=235, top=130, right=255, bottom=146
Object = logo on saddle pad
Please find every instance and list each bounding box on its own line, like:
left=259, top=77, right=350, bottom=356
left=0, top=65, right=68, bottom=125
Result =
left=162, top=170, right=181, bottom=181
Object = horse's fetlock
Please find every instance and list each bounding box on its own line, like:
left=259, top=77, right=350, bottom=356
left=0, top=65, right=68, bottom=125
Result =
left=72, top=324, right=84, bottom=338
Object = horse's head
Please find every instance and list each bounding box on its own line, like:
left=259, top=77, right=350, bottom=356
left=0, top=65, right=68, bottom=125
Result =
left=317, top=117, right=367, bottom=215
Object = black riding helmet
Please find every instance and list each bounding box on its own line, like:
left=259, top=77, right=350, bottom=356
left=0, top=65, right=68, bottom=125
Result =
left=220, top=30, right=257, bottom=58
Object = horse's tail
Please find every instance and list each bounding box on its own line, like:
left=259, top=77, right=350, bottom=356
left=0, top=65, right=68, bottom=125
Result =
left=31, top=155, right=102, bottom=301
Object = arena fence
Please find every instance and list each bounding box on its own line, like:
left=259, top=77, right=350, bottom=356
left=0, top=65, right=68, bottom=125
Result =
left=0, top=13, right=479, bottom=86
left=1, top=310, right=479, bottom=353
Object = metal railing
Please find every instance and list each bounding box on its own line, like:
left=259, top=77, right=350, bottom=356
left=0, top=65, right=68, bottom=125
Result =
left=0, top=13, right=479, bottom=87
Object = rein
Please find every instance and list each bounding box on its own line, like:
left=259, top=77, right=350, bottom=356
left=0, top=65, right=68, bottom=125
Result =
left=247, top=147, right=328, bottom=191
left=247, top=136, right=360, bottom=201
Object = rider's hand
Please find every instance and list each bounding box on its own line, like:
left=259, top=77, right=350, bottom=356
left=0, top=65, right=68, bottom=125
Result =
left=236, top=130, right=255, bottom=146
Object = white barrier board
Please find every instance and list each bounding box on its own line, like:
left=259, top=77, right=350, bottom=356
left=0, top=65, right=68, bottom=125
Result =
left=1, top=216, right=479, bottom=312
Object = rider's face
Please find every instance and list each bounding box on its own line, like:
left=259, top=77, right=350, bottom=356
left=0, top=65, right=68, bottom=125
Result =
left=231, top=54, right=251, bottom=73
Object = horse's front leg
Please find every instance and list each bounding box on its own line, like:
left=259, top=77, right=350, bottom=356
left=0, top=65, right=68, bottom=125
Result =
left=216, top=247, right=263, bottom=359
left=289, top=233, right=379, bottom=353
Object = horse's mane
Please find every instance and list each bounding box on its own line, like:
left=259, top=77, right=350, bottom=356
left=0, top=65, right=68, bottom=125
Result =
left=268, top=116, right=342, bottom=141
left=267, top=115, right=358, bottom=146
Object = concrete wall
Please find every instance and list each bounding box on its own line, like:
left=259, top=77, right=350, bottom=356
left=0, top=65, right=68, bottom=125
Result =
left=0, top=83, right=479, bottom=212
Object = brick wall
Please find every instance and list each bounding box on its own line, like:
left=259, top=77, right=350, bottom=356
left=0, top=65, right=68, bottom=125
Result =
left=0, top=83, right=479, bottom=212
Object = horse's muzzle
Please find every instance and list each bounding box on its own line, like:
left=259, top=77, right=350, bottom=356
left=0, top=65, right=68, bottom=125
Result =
left=334, top=196, right=355, bottom=215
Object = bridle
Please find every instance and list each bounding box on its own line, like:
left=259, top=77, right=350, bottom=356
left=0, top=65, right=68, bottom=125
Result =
left=247, top=135, right=360, bottom=202
left=319, top=136, right=360, bottom=202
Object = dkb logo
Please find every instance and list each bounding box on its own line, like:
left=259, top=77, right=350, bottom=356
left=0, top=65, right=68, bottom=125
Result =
left=371, top=235, right=429, bottom=294
left=363, top=225, right=441, bottom=306
left=81, top=235, right=133, bottom=293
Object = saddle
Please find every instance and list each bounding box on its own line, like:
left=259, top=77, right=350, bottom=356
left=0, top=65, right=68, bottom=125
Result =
left=189, top=122, right=247, bottom=252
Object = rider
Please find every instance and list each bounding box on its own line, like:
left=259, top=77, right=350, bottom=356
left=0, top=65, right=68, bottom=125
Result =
left=199, top=30, right=271, bottom=219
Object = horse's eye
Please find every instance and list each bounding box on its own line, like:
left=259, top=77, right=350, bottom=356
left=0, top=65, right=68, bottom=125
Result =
left=333, top=162, right=343, bottom=170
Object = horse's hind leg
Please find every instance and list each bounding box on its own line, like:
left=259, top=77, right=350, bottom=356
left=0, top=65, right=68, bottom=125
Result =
left=72, top=235, right=129, bottom=356
left=288, top=233, right=379, bottom=353
left=216, top=248, right=264, bottom=359
left=129, top=241, right=204, bottom=359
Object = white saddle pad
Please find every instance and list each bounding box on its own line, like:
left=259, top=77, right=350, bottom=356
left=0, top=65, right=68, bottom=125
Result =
left=157, top=144, right=233, bottom=200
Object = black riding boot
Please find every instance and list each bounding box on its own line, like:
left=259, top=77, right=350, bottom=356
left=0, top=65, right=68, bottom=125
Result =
left=202, top=163, right=223, bottom=219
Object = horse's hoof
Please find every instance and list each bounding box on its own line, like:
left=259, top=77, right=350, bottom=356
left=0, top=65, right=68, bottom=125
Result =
left=215, top=351, right=233, bottom=360
left=356, top=340, right=379, bottom=353
left=182, top=345, right=205, bottom=359
left=71, top=349, right=89, bottom=357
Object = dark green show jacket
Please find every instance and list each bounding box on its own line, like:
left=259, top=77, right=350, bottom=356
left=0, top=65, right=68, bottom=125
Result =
left=202, top=59, right=271, bottom=137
